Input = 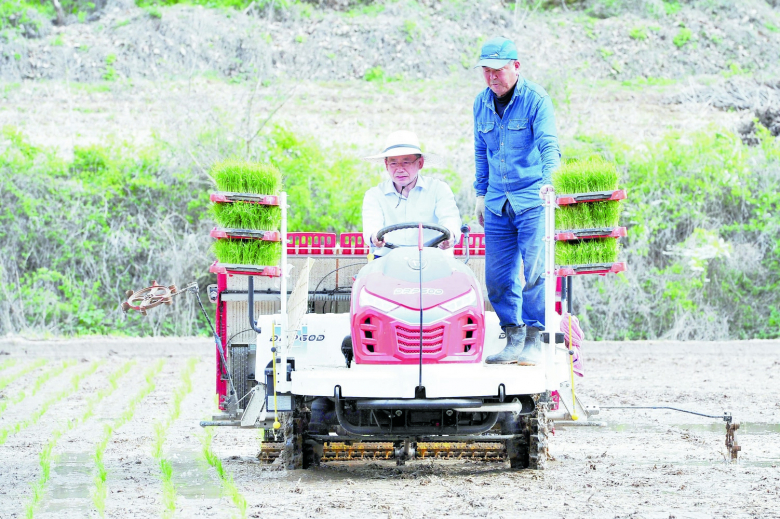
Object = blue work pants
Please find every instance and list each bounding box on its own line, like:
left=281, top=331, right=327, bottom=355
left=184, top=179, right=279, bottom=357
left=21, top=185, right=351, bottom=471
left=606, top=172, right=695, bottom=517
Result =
left=484, top=202, right=545, bottom=330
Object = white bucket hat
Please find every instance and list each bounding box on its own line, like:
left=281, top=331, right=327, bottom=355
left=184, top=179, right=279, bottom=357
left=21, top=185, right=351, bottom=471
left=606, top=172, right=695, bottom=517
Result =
left=363, top=130, right=443, bottom=167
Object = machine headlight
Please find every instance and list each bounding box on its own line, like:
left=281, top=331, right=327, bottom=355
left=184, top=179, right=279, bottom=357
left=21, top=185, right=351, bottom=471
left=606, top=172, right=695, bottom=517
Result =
left=441, top=289, right=477, bottom=313
left=359, top=288, right=398, bottom=313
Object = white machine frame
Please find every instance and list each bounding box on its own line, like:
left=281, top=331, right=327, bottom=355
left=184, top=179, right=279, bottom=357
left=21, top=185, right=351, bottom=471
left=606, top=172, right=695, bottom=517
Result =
left=240, top=190, right=596, bottom=427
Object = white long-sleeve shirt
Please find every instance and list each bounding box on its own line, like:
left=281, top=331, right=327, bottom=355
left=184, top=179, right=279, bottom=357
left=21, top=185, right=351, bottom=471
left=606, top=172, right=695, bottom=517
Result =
left=362, top=174, right=462, bottom=255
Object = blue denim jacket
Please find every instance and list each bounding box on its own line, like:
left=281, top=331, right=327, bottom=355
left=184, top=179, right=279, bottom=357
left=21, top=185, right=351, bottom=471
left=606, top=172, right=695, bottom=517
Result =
left=473, top=76, right=561, bottom=216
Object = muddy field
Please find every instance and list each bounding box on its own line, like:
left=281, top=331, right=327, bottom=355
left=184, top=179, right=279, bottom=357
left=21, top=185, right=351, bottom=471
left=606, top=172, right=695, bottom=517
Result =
left=0, top=336, right=777, bottom=518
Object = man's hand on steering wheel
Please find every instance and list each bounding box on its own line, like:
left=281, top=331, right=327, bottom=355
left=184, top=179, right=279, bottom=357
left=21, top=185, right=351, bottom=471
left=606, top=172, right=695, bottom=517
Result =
left=371, top=232, right=386, bottom=248
left=437, top=239, right=453, bottom=250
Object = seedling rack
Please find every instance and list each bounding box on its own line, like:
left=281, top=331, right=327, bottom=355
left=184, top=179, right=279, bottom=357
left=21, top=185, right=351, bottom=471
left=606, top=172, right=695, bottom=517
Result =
left=210, top=192, right=280, bottom=205
left=210, top=189, right=283, bottom=275
left=553, top=185, right=627, bottom=277
left=555, top=227, right=627, bottom=241
left=208, top=261, right=282, bottom=277
left=210, top=228, right=282, bottom=241
left=555, top=262, right=627, bottom=277
left=556, top=189, right=626, bottom=206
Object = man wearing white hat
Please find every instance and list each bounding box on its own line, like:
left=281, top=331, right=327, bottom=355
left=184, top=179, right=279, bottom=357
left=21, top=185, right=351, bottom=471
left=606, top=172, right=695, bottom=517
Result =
left=362, top=130, right=462, bottom=257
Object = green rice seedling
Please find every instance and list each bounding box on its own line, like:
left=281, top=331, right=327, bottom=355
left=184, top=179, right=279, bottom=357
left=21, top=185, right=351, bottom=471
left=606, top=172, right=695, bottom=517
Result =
left=0, top=358, right=47, bottom=392
left=212, top=159, right=282, bottom=195
left=211, top=202, right=282, bottom=230
left=213, top=239, right=281, bottom=266
left=0, top=360, right=75, bottom=419
left=555, top=238, right=621, bottom=266
left=151, top=358, right=198, bottom=518
left=555, top=201, right=622, bottom=230
left=160, top=459, right=176, bottom=519
left=553, top=156, right=619, bottom=194
left=200, top=425, right=248, bottom=518
left=25, top=361, right=132, bottom=519
left=0, top=361, right=101, bottom=445
left=0, top=358, right=17, bottom=373
left=92, top=360, right=165, bottom=517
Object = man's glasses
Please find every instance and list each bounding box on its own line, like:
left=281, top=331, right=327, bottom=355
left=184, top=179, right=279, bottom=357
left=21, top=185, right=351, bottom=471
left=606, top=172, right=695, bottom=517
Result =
left=387, top=159, right=418, bottom=169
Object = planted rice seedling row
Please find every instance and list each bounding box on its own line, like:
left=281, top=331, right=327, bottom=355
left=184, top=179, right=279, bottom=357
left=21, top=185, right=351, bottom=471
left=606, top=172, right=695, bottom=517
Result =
left=25, top=361, right=133, bottom=519
left=201, top=425, right=248, bottom=519
left=152, top=358, right=198, bottom=519
left=0, top=358, right=18, bottom=373
left=92, top=360, right=165, bottom=516
left=0, top=361, right=101, bottom=445
left=0, top=358, right=48, bottom=392
left=0, top=360, right=76, bottom=419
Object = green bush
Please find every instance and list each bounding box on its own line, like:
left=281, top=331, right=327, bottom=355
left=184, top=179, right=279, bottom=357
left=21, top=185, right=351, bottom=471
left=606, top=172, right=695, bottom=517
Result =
left=262, top=125, right=381, bottom=232
left=0, top=127, right=212, bottom=336
left=0, top=124, right=379, bottom=336
left=570, top=126, right=780, bottom=340
left=673, top=27, right=693, bottom=48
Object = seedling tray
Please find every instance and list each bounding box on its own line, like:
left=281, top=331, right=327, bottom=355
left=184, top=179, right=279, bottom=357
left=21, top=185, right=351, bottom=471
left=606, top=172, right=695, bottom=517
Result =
left=555, top=262, right=626, bottom=277
left=210, top=192, right=280, bottom=205
left=210, top=228, right=281, bottom=241
left=209, top=261, right=281, bottom=277
left=555, top=227, right=627, bottom=241
left=556, top=189, right=626, bottom=206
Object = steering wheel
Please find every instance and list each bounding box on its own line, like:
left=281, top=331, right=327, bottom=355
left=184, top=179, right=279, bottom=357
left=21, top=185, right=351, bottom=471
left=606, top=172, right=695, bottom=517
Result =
left=375, top=222, right=452, bottom=249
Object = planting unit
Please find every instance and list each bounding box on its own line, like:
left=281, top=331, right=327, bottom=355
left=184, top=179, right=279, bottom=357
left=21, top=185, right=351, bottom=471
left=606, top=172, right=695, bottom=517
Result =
left=202, top=176, right=608, bottom=470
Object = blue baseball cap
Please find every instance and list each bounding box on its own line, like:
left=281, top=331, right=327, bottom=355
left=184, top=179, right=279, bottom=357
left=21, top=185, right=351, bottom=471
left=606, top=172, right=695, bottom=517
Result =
left=475, top=37, right=518, bottom=69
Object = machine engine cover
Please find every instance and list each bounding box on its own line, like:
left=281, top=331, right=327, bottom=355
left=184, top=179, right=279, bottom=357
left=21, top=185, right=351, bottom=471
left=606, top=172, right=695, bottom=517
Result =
left=350, top=247, right=485, bottom=364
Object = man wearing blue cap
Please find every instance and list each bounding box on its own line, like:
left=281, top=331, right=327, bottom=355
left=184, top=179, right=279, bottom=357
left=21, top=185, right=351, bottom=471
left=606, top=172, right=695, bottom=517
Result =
left=473, top=37, right=561, bottom=365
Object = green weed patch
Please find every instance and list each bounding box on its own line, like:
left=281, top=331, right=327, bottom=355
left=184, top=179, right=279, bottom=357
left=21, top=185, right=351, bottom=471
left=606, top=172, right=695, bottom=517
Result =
left=556, top=239, right=620, bottom=266
left=213, top=239, right=281, bottom=266
left=1, top=125, right=376, bottom=336
left=0, top=358, right=17, bottom=373
left=211, top=201, right=282, bottom=230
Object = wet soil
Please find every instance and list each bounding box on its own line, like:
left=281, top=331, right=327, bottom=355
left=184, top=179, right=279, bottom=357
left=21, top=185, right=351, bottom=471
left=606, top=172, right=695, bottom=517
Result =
left=0, top=336, right=777, bottom=518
